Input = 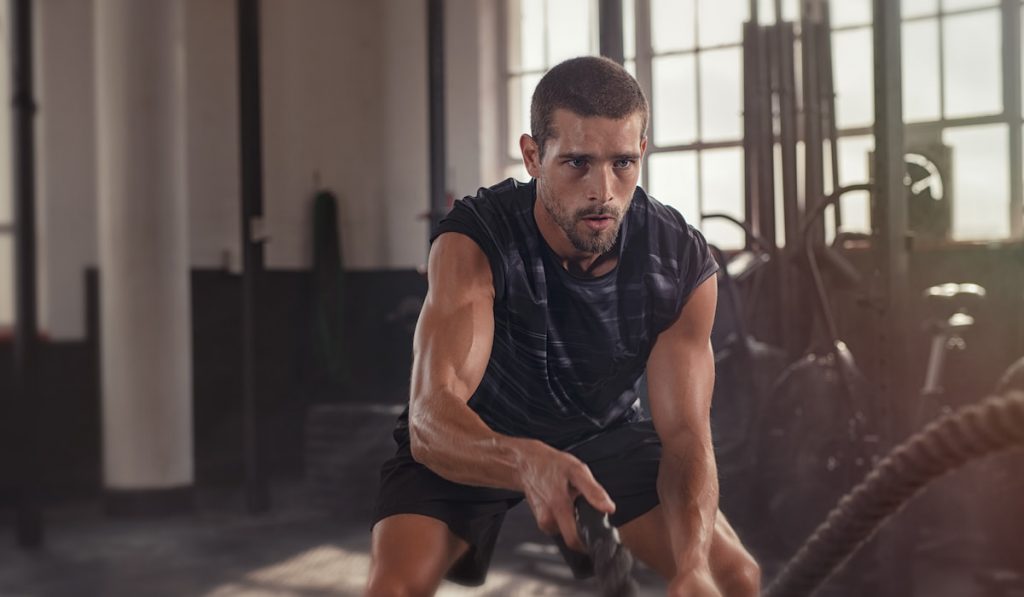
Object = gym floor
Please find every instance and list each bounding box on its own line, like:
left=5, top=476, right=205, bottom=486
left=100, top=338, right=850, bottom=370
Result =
left=2, top=480, right=1022, bottom=597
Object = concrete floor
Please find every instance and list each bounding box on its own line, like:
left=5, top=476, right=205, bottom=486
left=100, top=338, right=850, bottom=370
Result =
left=1, top=480, right=1021, bottom=596
left=0, top=483, right=668, bottom=597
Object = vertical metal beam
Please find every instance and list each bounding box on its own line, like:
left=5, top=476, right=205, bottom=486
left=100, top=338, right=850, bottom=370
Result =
left=237, top=0, right=270, bottom=514
left=801, top=2, right=825, bottom=245
left=635, top=0, right=653, bottom=190
left=428, top=0, right=447, bottom=235
left=1003, top=0, right=1023, bottom=238
left=819, top=0, right=842, bottom=231
left=871, top=0, right=909, bottom=438
left=742, top=22, right=760, bottom=237
left=599, top=0, right=624, bottom=64
left=777, top=22, right=801, bottom=357
left=9, top=0, right=43, bottom=549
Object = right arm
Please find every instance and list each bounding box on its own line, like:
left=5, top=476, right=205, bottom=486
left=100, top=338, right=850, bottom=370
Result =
left=408, top=232, right=614, bottom=549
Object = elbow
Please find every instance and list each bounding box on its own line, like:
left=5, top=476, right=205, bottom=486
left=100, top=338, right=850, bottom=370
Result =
left=408, top=420, right=433, bottom=466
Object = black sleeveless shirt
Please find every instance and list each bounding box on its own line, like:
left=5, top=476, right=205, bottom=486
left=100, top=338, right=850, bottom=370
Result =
left=399, top=178, right=718, bottom=450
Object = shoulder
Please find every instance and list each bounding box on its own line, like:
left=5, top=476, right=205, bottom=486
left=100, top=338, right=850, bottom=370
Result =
left=632, top=187, right=707, bottom=258
left=431, top=178, right=533, bottom=300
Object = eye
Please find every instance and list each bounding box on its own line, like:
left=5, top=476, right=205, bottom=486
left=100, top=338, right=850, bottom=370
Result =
left=566, top=158, right=587, bottom=169
left=613, top=159, right=635, bottom=169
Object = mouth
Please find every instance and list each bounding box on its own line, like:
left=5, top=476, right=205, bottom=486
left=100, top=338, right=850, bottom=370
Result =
left=580, top=215, right=616, bottom=231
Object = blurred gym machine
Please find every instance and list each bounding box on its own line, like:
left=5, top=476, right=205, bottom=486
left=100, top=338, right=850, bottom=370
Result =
left=730, top=0, right=912, bottom=589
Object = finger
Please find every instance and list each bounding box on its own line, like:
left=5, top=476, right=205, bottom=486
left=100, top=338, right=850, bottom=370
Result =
left=535, top=511, right=558, bottom=536
left=555, top=502, right=584, bottom=552
left=568, top=465, right=615, bottom=514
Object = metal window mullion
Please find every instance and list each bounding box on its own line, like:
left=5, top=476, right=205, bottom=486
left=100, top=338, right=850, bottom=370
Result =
left=500, top=0, right=514, bottom=163
left=650, top=139, right=745, bottom=152
left=693, top=0, right=704, bottom=217
left=635, top=0, right=653, bottom=189
left=1003, top=0, right=1024, bottom=237
left=938, top=8, right=947, bottom=118
left=542, top=0, right=550, bottom=67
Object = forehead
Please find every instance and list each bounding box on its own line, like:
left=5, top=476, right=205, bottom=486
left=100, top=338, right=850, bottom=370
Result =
left=547, top=108, right=645, bottom=153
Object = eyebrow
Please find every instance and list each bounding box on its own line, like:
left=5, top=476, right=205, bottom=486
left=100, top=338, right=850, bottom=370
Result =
left=556, top=152, right=642, bottom=160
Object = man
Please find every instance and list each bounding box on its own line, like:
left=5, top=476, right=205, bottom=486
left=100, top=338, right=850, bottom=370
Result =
left=366, top=56, right=760, bottom=596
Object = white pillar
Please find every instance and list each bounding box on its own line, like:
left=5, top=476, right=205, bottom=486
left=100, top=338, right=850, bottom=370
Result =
left=95, top=0, right=193, bottom=511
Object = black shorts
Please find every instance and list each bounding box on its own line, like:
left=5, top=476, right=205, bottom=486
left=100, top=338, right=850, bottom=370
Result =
left=372, top=420, right=663, bottom=586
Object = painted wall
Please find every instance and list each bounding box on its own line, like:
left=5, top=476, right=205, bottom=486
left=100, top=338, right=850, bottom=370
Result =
left=23, top=0, right=506, bottom=340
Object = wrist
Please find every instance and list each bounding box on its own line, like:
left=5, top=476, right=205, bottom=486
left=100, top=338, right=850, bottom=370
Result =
left=503, top=436, right=549, bottom=491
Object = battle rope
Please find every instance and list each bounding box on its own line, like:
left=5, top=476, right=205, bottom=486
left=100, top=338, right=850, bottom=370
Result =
left=764, top=389, right=1024, bottom=597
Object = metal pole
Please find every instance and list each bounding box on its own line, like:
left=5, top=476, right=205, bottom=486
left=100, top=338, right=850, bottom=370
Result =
left=801, top=1, right=825, bottom=247
left=1003, top=0, right=1023, bottom=238
left=777, top=22, right=801, bottom=357
left=237, top=0, right=269, bottom=514
left=9, top=0, right=43, bottom=549
left=428, top=0, right=447, bottom=235
left=599, top=0, right=624, bottom=65
left=871, top=0, right=908, bottom=441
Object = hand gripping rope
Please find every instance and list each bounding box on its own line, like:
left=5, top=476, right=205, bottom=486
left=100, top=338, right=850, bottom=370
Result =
left=764, top=389, right=1024, bottom=597
left=575, top=497, right=641, bottom=597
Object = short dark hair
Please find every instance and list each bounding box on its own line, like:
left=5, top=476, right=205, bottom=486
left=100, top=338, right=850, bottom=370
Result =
left=530, top=56, right=649, bottom=158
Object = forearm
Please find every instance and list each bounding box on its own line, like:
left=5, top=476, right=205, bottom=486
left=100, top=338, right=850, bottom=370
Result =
left=657, top=436, right=719, bottom=573
left=409, top=390, right=545, bottom=491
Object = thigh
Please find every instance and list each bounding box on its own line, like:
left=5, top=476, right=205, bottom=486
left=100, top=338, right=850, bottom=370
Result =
left=367, top=514, right=470, bottom=596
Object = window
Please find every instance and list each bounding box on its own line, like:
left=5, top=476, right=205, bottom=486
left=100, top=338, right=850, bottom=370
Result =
left=502, top=0, right=1023, bottom=248
left=830, top=0, right=1020, bottom=241
left=0, top=0, right=13, bottom=329
left=503, top=0, right=600, bottom=181
left=643, top=0, right=748, bottom=249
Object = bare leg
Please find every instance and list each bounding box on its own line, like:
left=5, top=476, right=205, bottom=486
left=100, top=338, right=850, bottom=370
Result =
left=365, top=514, right=469, bottom=597
left=618, top=505, right=761, bottom=597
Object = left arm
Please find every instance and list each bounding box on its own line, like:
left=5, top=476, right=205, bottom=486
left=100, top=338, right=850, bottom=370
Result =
left=645, top=275, right=720, bottom=591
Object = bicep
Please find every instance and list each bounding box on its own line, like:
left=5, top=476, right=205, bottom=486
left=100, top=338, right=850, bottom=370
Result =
left=409, top=233, right=496, bottom=410
left=645, top=275, right=718, bottom=447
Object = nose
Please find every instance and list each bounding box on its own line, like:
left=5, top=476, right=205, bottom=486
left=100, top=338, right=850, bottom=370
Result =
left=590, top=164, right=616, bottom=204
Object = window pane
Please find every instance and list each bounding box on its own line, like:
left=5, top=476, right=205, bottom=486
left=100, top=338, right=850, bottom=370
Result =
left=903, top=0, right=938, bottom=18
left=697, top=0, right=746, bottom=47
left=902, top=19, right=940, bottom=123
left=512, top=0, right=546, bottom=72
left=944, top=10, right=1001, bottom=118
left=699, top=48, right=743, bottom=141
left=651, top=0, right=695, bottom=53
left=647, top=151, right=699, bottom=220
left=624, top=0, right=636, bottom=60
left=757, top=0, right=798, bottom=24
left=943, top=124, right=1010, bottom=240
left=833, top=28, right=875, bottom=129
left=546, top=0, right=595, bottom=66
left=625, top=59, right=637, bottom=78
left=0, top=235, right=11, bottom=327
left=942, top=0, right=997, bottom=10
left=830, top=0, right=871, bottom=28
left=652, top=54, right=698, bottom=146
left=835, top=135, right=874, bottom=233
left=508, top=73, right=542, bottom=158
left=700, top=148, right=745, bottom=250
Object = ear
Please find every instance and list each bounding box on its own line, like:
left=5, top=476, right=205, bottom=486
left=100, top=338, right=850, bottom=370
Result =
left=520, top=134, right=542, bottom=178
left=640, top=135, right=648, bottom=157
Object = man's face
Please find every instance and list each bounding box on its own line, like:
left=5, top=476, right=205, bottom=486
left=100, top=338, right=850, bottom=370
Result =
left=522, top=109, right=647, bottom=256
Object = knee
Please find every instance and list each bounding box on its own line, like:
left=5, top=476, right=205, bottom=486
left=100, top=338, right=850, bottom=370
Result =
left=720, top=556, right=761, bottom=597
left=364, top=568, right=437, bottom=597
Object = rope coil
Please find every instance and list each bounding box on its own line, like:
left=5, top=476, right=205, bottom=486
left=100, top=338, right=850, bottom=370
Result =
left=764, top=390, right=1024, bottom=597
